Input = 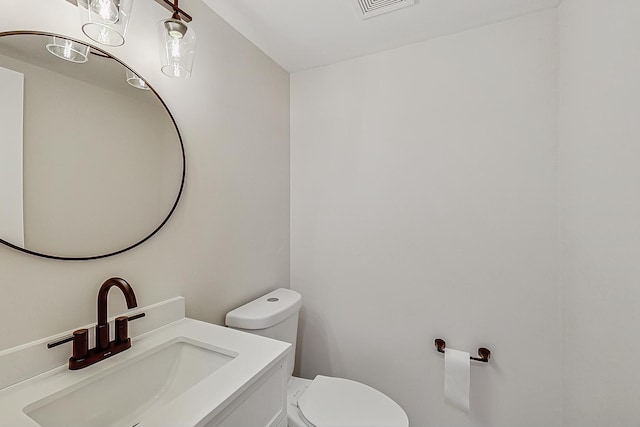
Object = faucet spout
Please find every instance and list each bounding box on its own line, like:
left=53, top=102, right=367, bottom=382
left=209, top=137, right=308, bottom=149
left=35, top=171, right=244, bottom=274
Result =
left=67, top=277, right=140, bottom=369
left=97, top=277, right=137, bottom=326
left=96, top=278, right=137, bottom=350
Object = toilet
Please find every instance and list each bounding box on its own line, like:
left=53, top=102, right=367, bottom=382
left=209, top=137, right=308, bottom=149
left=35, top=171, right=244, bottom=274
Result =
left=225, top=288, right=409, bottom=427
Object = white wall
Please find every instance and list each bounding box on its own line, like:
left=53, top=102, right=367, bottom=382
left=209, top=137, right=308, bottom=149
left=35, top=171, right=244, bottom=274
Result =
left=291, top=10, right=561, bottom=427
left=559, top=1, right=640, bottom=425
left=0, top=0, right=289, bottom=350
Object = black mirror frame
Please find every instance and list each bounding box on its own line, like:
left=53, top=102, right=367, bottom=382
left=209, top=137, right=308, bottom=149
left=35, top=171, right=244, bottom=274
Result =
left=0, top=30, right=186, bottom=261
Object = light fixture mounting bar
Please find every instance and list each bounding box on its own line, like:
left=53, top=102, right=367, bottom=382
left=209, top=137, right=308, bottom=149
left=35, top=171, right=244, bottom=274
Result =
left=64, top=0, right=192, bottom=22
left=154, top=0, right=192, bottom=22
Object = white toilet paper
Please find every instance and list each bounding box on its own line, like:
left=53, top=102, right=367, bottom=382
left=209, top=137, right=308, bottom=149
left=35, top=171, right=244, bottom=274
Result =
left=444, top=348, right=470, bottom=412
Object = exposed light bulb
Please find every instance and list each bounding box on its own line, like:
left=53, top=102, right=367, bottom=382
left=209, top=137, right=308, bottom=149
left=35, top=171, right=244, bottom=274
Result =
left=63, top=40, right=73, bottom=59
left=90, top=0, right=120, bottom=24
left=171, top=63, right=181, bottom=77
left=167, top=38, right=182, bottom=60
left=97, top=27, right=111, bottom=44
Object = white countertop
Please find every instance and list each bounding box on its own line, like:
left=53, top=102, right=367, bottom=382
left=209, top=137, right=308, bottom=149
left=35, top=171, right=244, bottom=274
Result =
left=0, top=318, right=290, bottom=427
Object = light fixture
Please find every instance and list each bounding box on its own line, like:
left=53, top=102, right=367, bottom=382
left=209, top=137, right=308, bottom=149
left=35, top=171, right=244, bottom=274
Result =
left=125, top=69, right=151, bottom=90
left=67, top=0, right=196, bottom=77
left=45, top=36, right=90, bottom=63
left=78, top=0, right=134, bottom=47
left=157, top=0, right=196, bottom=78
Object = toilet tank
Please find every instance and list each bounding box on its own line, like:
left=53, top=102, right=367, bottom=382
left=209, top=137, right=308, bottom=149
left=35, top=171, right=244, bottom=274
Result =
left=225, top=288, right=302, bottom=377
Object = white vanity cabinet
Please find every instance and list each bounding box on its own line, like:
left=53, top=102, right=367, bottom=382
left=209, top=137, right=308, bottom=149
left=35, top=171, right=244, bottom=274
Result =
left=0, top=299, right=291, bottom=427
left=206, top=362, right=288, bottom=427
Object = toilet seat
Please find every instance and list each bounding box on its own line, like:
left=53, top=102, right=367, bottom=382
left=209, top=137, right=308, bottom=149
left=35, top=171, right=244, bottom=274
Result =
left=296, top=375, right=409, bottom=427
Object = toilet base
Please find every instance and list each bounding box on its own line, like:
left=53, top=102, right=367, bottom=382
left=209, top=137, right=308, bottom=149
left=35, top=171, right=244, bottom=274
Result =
left=287, top=376, right=313, bottom=427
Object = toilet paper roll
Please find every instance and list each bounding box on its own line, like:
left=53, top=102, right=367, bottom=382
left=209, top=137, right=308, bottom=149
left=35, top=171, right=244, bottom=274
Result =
left=444, top=348, right=470, bottom=412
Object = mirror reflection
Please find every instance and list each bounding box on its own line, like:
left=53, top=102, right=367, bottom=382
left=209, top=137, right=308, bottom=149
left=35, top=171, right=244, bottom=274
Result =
left=0, top=32, right=184, bottom=260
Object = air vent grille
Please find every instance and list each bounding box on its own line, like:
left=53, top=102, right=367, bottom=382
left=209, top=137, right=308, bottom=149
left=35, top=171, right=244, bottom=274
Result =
left=353, top=0, right=416, bottom=20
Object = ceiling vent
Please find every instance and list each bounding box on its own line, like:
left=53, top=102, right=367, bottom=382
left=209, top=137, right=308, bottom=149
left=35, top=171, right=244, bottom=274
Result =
left=352, top=0, right=416, bottom=20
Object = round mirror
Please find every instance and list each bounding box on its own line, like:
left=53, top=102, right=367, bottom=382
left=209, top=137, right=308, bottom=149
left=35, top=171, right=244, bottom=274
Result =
left=0, top=31, right=185, bottom=260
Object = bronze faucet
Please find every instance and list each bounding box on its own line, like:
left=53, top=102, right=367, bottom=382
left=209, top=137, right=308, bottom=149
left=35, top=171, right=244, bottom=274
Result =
left=96, top=278, right=137, bottom=350
left=69, top=277, right=139, bottom=370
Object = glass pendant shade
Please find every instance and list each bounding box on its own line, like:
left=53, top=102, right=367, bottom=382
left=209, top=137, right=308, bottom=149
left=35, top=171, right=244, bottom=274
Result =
left=45, top=37, right=89, bottom=63
left=157, top=18, right=196, bottom=78
left=79, top=0, right=133, bottom=46
left=125, top=69, right=150, bottom=90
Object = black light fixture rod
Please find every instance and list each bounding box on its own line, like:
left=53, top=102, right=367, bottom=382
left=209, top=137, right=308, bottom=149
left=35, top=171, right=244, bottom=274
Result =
left=155, top=0, right=192, bottom=22
left=64, top=0, right=193, bottom=22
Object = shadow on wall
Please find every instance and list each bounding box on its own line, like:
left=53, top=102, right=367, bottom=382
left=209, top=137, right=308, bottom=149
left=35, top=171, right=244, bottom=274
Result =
left=470, top=361, right=494, bottom=426
left=294, top=306, right=335, bottom=378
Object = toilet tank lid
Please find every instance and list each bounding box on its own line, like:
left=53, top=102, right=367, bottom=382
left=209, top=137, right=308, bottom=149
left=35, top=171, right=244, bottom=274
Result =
left=225, top=288, right=302, bottom=330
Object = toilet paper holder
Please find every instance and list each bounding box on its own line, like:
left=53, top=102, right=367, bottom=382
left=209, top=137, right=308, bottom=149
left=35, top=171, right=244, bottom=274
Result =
left=434, top=338, right=491, bottom=363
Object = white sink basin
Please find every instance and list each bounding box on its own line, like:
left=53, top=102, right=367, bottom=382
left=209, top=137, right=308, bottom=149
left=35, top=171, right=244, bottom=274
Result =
left=25, top=339, right=234, bottom=427
left=0, top=317, right=290, bottom=427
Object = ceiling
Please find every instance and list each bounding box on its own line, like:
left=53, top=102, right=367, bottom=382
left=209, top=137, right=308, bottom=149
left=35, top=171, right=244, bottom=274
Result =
left=202, top=0, right=561, bottom=72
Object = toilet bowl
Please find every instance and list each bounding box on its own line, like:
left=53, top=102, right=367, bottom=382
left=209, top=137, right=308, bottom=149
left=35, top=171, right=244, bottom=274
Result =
left=287, top=375, right=408, bottom=427
left=225, top=288, right=409, bottom=427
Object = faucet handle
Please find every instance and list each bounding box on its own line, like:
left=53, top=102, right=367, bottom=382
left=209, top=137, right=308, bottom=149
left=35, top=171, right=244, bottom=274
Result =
left=71, top=329, right=89, bottom=360
left=115, top=316, right=129, bottom=344
left=115, top=313, right=146, bottom=344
